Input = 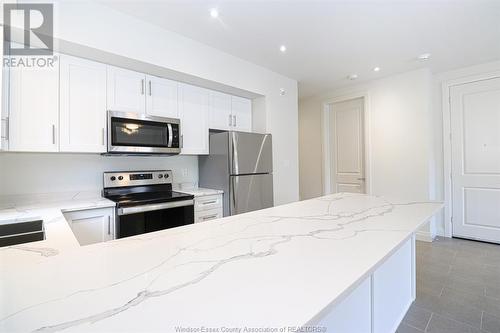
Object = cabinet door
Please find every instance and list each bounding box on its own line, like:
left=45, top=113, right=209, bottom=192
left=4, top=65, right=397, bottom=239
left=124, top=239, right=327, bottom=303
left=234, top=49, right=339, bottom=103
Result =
left=209, top=91, right=232, bottom=131
left=178, top=84, right=209, bottom=155
left=60, top=55, right=107, bottom=153
left=231, top=96, right=252, bottom=132
left=146, top=75, right=178, bottom=118
left=106, top=66, right=146, bottom=114
left=8, top=57, right=59, bottom=152
left=64, top=208, right=114, bottom=246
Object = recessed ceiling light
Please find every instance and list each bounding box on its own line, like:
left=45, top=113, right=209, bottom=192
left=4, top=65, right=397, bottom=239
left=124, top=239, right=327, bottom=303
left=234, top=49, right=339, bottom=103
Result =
left=210, top=8, right=219, bottom=18
left=418, top=53, right=431, bottom=60
left=348, top=74, right=358, bottom=80
left=373, top=67, right=381, bottom=72
left=279, top=45, right=287, bottom=53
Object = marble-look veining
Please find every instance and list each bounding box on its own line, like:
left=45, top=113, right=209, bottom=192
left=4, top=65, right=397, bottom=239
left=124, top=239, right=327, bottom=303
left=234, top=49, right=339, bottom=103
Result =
left=0, top=191, right=115, bottom=264
left=0, top=193, right=442, bottom=332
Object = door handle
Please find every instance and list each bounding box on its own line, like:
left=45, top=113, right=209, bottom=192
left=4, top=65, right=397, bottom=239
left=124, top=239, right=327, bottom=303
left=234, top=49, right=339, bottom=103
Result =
left=233, top=115, right=237, bottom=127
left=52, top=124, right=56, bottom=144
left=141, top=79, right=145, bottom=95
left=228, top=114, right=232, bottom=127
left=148, top=80, right=152, bottom=96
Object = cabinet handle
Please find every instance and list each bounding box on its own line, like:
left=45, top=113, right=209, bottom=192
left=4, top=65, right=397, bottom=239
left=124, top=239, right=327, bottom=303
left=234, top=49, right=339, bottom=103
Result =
left=202, top=200, right=217, bottom=205
left=228, top=114, right=232, bottom=127
left=141, top=79, right=145, bottom=95
left=148, top=80, right=152, bottom=96
left=107, top=216, right=111, bottom=235
left=202, top=214, right=218, bottom=221
left=52, top=124, right=56, bottom=144
left=180, top=134, right=184, bottom=148
left=1, top=116, right=9, bottom=141
left=233, top=115, right=237, bottom=127
left=102, top=128, right=105, bottom=145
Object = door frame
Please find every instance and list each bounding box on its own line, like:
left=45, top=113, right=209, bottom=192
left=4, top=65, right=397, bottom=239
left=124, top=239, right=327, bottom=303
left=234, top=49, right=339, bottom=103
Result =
left=442, top=71, right=500, bottom=238
left=321, top=91, right=371, bottom=195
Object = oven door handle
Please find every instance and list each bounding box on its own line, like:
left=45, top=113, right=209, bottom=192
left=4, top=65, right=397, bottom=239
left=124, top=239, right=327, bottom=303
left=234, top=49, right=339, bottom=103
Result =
left=117, top=199, right=194, bottom=216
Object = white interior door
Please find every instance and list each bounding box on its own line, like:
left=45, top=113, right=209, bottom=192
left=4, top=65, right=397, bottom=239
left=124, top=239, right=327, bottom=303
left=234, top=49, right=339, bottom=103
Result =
left=329, top=98, right=365, bottom=193
left=450, top=77, right=500, bottom=243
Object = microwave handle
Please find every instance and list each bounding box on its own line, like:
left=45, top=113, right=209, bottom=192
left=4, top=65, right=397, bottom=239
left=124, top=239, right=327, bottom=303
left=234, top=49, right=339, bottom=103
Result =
left=167, top=124, right=173, bottom=147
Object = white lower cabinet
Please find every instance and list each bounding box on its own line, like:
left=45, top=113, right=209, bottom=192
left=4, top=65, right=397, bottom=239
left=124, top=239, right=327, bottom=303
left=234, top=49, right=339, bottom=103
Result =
left=63, top=207, right=115, bottom=246
left=314, top=236, right=415, bottom=333
left=194, top=194, right=223, bottom=223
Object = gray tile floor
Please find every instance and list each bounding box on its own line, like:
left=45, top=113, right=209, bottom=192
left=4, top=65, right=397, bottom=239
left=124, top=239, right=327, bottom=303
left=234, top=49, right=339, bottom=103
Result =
left=397, top=237, right=500, bottom=333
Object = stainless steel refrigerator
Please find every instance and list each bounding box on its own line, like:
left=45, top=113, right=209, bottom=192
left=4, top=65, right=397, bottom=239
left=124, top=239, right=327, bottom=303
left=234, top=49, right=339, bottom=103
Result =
left=199, top=131, right=273, bottom=216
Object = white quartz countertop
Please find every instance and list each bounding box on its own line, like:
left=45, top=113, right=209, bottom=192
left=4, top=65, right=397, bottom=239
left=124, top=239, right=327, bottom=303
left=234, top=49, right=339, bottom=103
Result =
left=175, top=187, right=224, bottom=197
left=0, top=193, right=442, bottom=332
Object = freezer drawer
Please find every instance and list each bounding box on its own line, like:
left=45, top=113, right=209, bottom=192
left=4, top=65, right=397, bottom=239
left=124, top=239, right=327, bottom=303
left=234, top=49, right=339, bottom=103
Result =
left=230, top=174, right=274, bottom=215
left=229, top=132, right=272, bottom=175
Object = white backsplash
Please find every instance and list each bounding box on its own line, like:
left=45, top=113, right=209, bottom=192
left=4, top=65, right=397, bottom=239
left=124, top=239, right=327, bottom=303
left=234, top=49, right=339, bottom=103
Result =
left=0, top=153, right=198, bottom=196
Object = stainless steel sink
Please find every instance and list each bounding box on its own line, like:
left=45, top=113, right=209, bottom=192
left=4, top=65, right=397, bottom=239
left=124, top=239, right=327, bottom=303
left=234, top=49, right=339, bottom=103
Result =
left=0, top=220, right=45, bottom=247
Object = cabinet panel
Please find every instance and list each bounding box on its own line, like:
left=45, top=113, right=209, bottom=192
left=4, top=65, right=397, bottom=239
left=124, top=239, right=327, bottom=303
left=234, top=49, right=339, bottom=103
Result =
left=146, top=75, right=178, bottom=118
left=106, top=66, right=146, bottom=114
left=195, top=194, right=223, bottom=212
left=8, top=57, right=59, bottom=152
left=195, top=208, right=223, bottom=223
left=231, top=96, right=252, bottom=132
left=63, top=208, right=114, bottom=246
left=60, top=55, right=107, bottom=153
left=209, top=91, right=232, bottom=131
left=178, top=84, right=209, bottom=155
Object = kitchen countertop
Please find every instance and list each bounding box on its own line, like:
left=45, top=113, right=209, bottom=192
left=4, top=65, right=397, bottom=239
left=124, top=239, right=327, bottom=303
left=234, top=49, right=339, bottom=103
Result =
left=174, top=186, right=224, bottom=197
left=0, top=193, right=442, bottom=332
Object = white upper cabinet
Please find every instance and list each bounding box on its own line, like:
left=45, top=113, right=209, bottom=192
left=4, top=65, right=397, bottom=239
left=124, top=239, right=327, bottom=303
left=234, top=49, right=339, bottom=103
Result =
left=106, top=66, right=146, bottom=114
left=231, top=96, right=252, bottom=132
left=178, top=83, right=209, bottom=155
left=145, top=75, right=178, bottom=118
left=209, top=91, right=232, bottom=131
left=60, top=55, right=107, bottom=153
left=8, top=56, right=59, bottom=152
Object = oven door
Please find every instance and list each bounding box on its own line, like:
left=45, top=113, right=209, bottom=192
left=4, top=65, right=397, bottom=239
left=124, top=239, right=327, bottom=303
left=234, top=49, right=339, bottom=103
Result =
left=116, top=199, right=194, bottom=238
left=108, top=111, right=180, bottom=154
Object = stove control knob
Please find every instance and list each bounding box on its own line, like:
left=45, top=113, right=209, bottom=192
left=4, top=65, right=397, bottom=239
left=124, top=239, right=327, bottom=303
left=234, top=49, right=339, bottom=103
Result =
left=164, top=174, right=169, bottom=178
left=110, top=176, right=116, bottom=181
left=158, top=174, right=163, bottom=179
left=118, top=176, right=124, bottom=181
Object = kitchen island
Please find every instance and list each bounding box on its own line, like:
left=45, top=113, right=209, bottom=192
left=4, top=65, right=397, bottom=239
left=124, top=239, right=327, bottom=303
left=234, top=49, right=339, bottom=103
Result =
left=0, top=193, right=442, bottom=332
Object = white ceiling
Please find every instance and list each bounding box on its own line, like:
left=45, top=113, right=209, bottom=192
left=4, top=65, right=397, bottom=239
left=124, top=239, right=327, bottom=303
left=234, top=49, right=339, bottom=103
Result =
left=101, top=0, right=500, bottom=99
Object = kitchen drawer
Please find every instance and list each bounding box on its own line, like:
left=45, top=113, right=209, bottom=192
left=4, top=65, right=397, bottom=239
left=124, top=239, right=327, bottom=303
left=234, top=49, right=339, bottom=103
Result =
left=194, top=194, right=222, bottom=212
left=195, top=208, right=222, bottom=223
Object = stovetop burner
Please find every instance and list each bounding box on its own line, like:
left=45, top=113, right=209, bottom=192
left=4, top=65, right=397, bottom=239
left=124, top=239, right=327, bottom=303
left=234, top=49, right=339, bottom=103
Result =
left=105, top=190, right=193, bottom=208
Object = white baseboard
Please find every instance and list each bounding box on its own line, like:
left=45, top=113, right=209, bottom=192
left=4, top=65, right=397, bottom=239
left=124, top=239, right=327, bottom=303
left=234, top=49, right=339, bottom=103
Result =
left=416, top=231, right=434, bottom=242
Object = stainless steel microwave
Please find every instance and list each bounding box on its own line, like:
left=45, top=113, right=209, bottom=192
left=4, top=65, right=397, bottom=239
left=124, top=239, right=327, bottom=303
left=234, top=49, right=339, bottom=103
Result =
left=107, top=111, right=181, bottom=155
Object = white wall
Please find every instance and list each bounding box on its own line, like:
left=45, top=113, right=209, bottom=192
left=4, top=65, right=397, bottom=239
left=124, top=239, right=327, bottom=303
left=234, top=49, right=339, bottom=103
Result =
left=299, top=69, right=439, bottom=240
left=0, top=153, right=198, bottom=195
left=1, top=0, right=299, bottom=204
